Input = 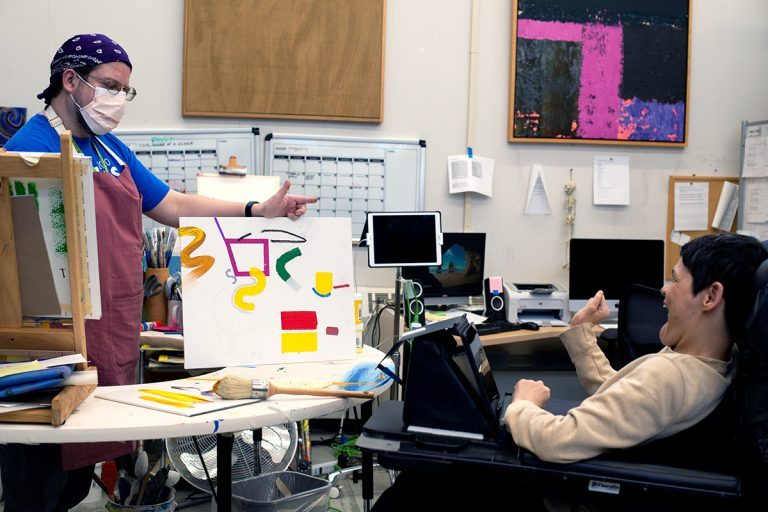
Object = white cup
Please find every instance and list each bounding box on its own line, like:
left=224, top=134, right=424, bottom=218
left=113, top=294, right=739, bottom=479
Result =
left=167, top=299, right=183, bottom=329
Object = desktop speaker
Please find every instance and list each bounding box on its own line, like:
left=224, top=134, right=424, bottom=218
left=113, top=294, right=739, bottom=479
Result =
left=483, top=276, right=506, bottom=322
left=402, top=279, right=426, bottom=329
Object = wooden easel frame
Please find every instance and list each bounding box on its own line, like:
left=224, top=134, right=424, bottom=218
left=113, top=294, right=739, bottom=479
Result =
left=0, top=132, right=96, bottom=425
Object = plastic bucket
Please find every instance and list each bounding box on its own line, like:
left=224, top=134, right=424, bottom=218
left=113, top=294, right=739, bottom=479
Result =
left=104, top=491, right=176, bottom=512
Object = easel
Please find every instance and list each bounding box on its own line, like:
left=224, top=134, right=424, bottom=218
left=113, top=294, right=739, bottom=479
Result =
left=0, top=131, right=96, bottom=425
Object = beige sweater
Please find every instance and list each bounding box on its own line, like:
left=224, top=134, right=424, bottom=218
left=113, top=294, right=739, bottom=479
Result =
left=504, top=323, right=732, bottom=463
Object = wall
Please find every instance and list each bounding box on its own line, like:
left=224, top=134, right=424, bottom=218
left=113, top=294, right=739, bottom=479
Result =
left=2, top=0, right=767, bottom=290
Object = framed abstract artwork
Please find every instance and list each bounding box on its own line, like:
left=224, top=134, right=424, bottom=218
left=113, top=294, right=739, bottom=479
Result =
left=508, top=0, right=691, bottom=146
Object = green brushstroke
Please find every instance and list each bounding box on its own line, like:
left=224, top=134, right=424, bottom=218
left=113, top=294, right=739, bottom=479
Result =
left=276, top=246, right=302, bottom=281
left=10, top=181, right=40, bottom=209
left=49, top=187, right=67, bottom=255
left=27, top=182, right=39, bottom=209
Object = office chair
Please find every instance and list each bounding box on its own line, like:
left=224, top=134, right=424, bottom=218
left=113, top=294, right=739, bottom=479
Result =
left=617, top=284, right=668, bottom=362
left=518, top=245, right=768, bottom=509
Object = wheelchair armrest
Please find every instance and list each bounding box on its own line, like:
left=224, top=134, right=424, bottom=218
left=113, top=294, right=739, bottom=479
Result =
left=518, top=449, right=742, bottom=498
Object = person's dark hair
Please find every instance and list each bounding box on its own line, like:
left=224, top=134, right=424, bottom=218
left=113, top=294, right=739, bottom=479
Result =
left=680, top=233, right=768, bottom=339
left=39, top=65, right=96, bottom=105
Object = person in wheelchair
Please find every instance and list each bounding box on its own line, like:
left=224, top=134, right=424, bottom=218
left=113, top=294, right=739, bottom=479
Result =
left=505, top=233, right=767, bottom=463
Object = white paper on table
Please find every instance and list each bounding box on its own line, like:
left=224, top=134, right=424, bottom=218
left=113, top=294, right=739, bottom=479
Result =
left=711, top=181, right=739, bottom=231
left=593, top=156, right=630, bottom=205
left=447, top=155, right=494, bottom=197
left=674, top=182, right=709, bottom=231
left=743, top=131, right=768, bottom=178
left=524, top=164, right=551, bottom=215
left=745, top=177, right=768, bottom=223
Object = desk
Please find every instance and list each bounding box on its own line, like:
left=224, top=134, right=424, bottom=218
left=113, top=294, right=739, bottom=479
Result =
left=0, top=346, right=391, bottom=511
left=479, top=326, right=567, bottom=347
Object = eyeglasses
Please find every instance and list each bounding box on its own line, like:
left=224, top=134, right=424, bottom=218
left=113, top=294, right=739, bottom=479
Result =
left=78, top=73, right=137, bottom=101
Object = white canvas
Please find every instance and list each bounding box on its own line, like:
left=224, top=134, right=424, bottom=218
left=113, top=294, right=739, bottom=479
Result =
left=179, top=216, right=355, bottom=368
left=10, top=155, right=101, bottom=319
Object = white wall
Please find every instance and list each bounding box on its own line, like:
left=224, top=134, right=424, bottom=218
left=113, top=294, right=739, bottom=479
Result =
left=2, top=0, right=767, bottom=289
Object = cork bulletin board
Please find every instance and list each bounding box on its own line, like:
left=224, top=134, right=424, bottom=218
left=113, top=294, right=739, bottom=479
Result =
left=665, top=175, right=739, bottom=279
left=183, top=0, right=386, bottom=123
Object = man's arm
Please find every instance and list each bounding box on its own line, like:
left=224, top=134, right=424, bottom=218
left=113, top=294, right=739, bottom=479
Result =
left=505, top=357, right=688, bottom=463
left=145, top=180, right=317, bottom=227
left=560, top=323, right=617, bottom=394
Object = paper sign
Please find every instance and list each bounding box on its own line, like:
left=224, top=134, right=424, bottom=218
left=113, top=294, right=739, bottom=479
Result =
left=447, top=155, right=494, bottom=197
left=593, top=156, right=630, bottom=205
left=743, top=130, right=768, bottom=178
left=711, top=181, right=739, bottom=231
left=524, top=165, right=551, bottom=214
left=674, top=182, right=709, bottom=231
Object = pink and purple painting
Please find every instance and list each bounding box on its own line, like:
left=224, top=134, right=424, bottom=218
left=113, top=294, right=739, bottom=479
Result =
left=509, top=0, right=690, bottom=146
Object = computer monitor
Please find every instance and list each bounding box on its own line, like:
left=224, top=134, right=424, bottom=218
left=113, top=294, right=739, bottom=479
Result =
left=568, top=238, right=665, bottom=323
left=403, top=232, right=486, bottom=306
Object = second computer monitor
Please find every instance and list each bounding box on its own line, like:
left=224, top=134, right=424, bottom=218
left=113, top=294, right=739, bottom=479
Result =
left=568, top=238, right=665, bottom=323
left=403, top=232, right=486, bottom=307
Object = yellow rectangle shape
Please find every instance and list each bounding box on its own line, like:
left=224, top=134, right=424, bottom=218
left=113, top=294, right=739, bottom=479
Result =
left=281, top=332, right=318, bottom=353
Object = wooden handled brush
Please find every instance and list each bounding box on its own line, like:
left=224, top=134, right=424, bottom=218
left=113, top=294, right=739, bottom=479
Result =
left=212, top=376, right=374, bottom=400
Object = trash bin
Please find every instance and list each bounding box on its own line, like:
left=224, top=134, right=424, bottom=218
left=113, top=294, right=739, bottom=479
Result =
left=231, top=471, right=330, bottom=512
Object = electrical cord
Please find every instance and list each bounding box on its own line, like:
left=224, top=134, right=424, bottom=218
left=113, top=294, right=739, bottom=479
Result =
left=332, top=435, right=362, bottom=462
left=370, top=302, right=394, bottom=351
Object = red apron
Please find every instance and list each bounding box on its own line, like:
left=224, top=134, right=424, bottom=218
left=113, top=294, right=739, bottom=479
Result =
left=61, top=162, right=144, bottom=471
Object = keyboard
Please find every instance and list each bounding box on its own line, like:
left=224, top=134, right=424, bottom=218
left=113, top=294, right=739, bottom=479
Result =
left=475, top=321, right=522, bottom=335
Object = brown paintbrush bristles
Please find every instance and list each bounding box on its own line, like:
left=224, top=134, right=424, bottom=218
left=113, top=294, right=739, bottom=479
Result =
left=212, top=375, right=374, bottom=400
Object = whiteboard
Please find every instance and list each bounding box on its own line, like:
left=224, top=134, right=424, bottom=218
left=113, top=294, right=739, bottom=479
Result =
left=264, top=133, right=426, bottom=240
left=738, top=120, right=768, bottom=240
left=115, top=128, right=260, bottom=230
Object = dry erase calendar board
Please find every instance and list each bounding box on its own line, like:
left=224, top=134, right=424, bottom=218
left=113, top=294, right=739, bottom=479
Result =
left=264, top=133, right=426, bottom=239
left=114, top=128, right=260, bottom=229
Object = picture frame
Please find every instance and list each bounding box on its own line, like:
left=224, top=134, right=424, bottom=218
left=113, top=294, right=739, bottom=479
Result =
left=508, top=0, right=691, bottom=147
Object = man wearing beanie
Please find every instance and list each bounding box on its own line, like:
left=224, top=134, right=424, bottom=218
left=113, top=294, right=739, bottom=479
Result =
left=0, top=34, right=316, bottom=511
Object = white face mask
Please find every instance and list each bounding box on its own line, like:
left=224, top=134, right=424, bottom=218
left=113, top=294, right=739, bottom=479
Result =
left=71, top=76, right=126, bottom=135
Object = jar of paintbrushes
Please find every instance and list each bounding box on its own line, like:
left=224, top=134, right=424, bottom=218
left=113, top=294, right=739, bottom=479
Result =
left=142, top=228, right=177, bottom=324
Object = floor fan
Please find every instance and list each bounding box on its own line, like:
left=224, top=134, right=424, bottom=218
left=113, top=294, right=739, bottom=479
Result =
left=165, top=423, right=298, bottom=493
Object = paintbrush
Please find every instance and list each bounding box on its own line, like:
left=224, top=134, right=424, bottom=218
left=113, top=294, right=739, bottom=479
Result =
left=212, top=376, right=374, bottom=400
left=135, top=458, right=162, bottom=506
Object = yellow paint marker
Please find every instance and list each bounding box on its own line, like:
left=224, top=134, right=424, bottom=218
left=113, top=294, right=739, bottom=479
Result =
left=139, top=395, right=194, bottom=409
left=139, top=388, right=213, bottom=403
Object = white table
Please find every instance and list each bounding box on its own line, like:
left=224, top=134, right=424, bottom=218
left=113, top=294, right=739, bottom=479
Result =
left=0, top=346, right=391, bottom=511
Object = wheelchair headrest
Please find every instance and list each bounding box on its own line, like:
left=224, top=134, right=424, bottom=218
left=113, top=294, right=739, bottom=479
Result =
left=746, top=240, right=768, bottom=331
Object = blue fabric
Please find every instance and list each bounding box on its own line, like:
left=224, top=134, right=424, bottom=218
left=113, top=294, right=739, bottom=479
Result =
left=0, top=364, right=74, bottom=397
left=5, top=113, right=169, bottom=212
left=0, top=364, right=73, bottom=388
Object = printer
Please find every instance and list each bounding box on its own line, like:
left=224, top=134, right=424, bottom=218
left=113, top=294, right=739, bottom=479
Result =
left=504, top=282, right=568, bottom=325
